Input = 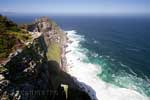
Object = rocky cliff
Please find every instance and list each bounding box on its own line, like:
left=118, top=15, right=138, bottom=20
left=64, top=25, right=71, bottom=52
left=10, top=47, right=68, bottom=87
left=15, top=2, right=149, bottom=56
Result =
left=0, top=16, right=91, bottom=100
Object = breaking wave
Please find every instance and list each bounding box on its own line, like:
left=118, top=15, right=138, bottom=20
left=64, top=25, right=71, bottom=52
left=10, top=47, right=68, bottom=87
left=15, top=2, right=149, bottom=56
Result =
left=65, top=30, right=150, bottom=100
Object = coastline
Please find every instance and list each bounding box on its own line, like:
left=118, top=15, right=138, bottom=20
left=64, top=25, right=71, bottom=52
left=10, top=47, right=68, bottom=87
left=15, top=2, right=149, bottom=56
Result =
left=1, top=15, right=149, bottom=100
left=64, top=30, right=150, bottom=100
left=0, top=17, right=92, bottom=100
left=64, top=30, right=98, bottom=100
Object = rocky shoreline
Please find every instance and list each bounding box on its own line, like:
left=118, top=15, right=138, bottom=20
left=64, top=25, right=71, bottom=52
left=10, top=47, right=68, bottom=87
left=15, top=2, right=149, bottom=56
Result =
left=0, top=16, right=92, bottom=100
left=64, top=31, right=98, bottom=100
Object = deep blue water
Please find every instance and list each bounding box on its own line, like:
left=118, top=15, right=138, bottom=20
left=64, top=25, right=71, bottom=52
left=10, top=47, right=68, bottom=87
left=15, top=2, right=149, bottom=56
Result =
left=7, top=15, right=150, bottom=96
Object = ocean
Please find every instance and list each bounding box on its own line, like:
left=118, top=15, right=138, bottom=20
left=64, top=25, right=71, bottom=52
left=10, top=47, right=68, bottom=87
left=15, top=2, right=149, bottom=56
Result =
left=8, top=15, right=150, bottom=100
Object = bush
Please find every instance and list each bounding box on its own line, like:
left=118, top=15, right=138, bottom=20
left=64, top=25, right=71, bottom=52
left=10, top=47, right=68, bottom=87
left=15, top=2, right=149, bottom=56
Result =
left=0, top=15, right=30, bottom=59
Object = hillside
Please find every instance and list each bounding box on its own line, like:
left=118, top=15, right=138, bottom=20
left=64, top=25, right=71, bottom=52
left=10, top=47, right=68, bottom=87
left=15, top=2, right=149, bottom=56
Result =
left=0, top=15, right=91, bottom=100
left=0, top=15, right=31, bottom=62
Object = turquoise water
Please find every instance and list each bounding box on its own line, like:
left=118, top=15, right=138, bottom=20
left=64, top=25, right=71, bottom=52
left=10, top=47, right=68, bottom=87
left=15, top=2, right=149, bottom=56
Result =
left=53, top=16, right=150, bottom=96
left=9, top=15, right=150, bottom=98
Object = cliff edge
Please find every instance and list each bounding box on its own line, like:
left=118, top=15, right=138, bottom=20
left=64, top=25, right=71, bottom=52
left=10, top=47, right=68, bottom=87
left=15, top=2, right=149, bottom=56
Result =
left=0, top=16, right=91, bottom=100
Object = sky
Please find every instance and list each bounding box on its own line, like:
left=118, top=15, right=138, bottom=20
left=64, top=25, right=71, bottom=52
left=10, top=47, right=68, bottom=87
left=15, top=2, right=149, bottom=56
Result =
left=0, top=0, right=149, bottom=15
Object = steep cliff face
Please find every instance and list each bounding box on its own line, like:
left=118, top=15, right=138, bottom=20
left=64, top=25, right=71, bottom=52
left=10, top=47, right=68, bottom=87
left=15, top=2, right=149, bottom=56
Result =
left=0, top=17, right=91, bottom=100
left=28, top=17, right=67, bottom=69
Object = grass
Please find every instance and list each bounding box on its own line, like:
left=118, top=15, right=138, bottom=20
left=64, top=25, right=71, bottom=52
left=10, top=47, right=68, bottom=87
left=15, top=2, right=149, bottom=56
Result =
left=6, top=30, right=31, bottom=41
left=46, top=42, right=61, bottom=63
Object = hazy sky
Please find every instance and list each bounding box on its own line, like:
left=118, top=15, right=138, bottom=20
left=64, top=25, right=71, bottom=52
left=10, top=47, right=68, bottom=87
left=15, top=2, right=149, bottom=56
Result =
left=0, top=0, right=149, bottom=15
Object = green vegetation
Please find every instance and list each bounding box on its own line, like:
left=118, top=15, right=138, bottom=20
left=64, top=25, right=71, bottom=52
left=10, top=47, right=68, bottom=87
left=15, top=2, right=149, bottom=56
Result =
left=0, top=65, right=8, bottom=73
left=0, top=34, right=16, bottom=57
left=46, top=42, right=61, bottom=63
left=49, top=19, right=58, bottom=29
left=0, top=15, right=20, bottom=33
left=0, top=15, right=31, bottom=59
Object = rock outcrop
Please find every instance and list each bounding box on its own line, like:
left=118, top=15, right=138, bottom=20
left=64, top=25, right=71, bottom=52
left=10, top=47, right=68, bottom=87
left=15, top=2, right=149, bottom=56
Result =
left=0, top=16, right=91, bottom=100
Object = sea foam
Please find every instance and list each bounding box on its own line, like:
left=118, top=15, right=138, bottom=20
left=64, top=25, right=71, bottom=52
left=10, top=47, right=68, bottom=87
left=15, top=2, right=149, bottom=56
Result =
left=65, top=30, right=149, bottom=100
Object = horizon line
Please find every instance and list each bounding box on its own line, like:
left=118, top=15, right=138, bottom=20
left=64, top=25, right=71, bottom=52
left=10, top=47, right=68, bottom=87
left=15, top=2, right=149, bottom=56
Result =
left=0, top=11, right=150, bottom=17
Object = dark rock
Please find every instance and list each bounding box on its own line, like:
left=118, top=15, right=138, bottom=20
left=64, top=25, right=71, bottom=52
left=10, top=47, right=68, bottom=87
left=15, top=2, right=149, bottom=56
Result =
left=0, top=17, right=93, bottom=100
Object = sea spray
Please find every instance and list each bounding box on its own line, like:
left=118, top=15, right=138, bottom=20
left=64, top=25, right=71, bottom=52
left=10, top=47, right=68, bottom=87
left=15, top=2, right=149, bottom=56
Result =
left=65, top=30, right=149, bottom=100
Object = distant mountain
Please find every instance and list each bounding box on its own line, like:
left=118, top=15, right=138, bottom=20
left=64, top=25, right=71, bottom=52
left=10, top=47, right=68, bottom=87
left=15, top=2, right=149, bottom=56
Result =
left=0, top=11, right=17, bottom=16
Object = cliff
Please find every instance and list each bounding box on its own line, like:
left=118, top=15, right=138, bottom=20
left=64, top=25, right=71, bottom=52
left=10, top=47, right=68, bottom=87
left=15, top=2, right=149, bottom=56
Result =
left=0, top=16, right=91, bottom=100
